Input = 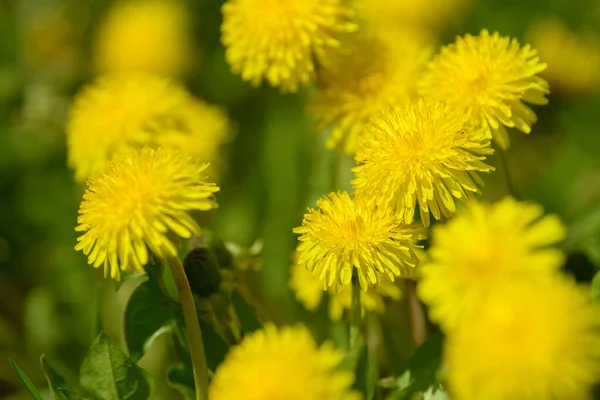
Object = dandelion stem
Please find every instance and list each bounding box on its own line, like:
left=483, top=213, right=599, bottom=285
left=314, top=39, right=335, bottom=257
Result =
left=406, top=280, right=427, bottom=347
left=499, top=148, right=519, bottom=199
left=168, top=256, right=209, bottom=400
left=350, top=271, right=362, bottom=349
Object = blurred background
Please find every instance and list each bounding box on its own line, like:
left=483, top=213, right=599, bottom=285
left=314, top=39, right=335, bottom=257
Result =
left=0, top=0, right=599, bottom=398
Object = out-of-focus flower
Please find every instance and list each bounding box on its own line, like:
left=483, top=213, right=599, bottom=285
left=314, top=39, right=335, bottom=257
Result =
left=75, top=148, right=219, bottom=280
left=294, top=191, right=423, bottom=291
left=418, top=197, right=566, bottom=330
left=289, top=260, right=402, bottom=321
left=354, top=0, right=471, bottom=28
left=526, top=18, right=600, bottom=95
left=209, top=324, right=360, bottom=400
left=420, top=30, right=549, bottom=149
left=353, top=99, right=494, bottom=227
left=311, top=29, right=432, bottom=153
left=220, top=0, right=356, bottom=92
left=67, top=74, right=232, bottom=182
left=94, top=0, right=194, bottom=76
left=445, top=277, right=600, bottom=400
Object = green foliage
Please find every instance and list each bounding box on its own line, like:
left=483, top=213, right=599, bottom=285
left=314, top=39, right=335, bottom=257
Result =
left=591, top=272, right=600, bottom=303
left=9, top=358, right=44, bottom=400
left=41, top=355, right=70, bottom=400
left=166, top=357, right=195, bottom=400
left=389, top=333, right=444, bottom=400
left=124, top=277, right=175, bottom=361
left=352, top=339, right=375, bottom=400
left=58, top=389, right=92, bottom=400
left=79, top=333, right=152, bottom=400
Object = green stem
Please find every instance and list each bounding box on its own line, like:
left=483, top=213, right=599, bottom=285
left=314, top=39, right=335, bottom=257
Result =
left=168, top=256, right=209, bottom=400
left=350, top=272, right=362, bottom=350
left=499, top=148, right=519, bottom=199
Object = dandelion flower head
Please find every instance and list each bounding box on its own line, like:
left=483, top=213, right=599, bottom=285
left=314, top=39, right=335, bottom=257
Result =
left=209, top=324, right=360, bottom=400
left=445, top=277, right=600, bottom=400
left=311, top=30, right=432, bottom=153
left=353, top=98, right=494, bottom=227
left=294, top=191, right=424, bottom=291
left=290, top=260, right=402, bottom=321
left=75, top=148, right=219, bottom=280
left=94, top=0, right=194, bottom=76
left=418, top=197, right=566, bottom=330
left=67, top=74, right=232, bottom=182
left=220, top=0, right=356, bottom=92
left=420, top=30, right=550, bottom=149
left=526, top=18, right=600, bottom=95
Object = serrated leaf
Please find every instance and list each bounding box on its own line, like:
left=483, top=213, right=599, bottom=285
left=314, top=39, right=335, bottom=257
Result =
left=9, top=358, right=44, bottom=400
left=40, top=355, right=70, bottom=400
left=124, top=277, right=175, bottom=361
left=80, top=333, right=152, bottom=400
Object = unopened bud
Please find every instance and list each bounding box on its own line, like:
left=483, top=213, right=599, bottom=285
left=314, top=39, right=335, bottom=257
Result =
left=184, top=247, right=222, bottom=297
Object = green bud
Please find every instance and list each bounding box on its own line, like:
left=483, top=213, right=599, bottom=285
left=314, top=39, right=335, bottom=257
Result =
left=191, top=230, right=234, bottom=268
left=184, top=247, right=222, bottom=297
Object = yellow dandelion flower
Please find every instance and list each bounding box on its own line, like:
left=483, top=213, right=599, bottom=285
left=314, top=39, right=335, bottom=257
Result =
left=420, top=29, right=550, bottom=149
left=94, top=0, right=194, bottom=76
left=353, top=99, right=494, bottom=227
left=290, top=260, right=402, bottom=321
left=75, top=148, right=219, bottom=280
left=209, top=324, right=360, bottom=400
left=526, top=18, right=600, bottom=95
left=67, top=74, right=232, bottom=182
left=418, top=197, right=566, bottom=330
left=311, top=30, right=432, bottom=153
left=220, top=0, right=356, bottom=92
left=293, top=191, right=424, bottom=291
left=445, top=277, right=600, bottom=400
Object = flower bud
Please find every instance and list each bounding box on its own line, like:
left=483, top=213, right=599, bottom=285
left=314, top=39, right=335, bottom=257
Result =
left=184, top=247, right=222, bottom=298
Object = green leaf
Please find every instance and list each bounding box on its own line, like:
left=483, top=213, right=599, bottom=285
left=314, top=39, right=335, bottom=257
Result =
left=58, top=389, right=93, bottom=400
left=40, top=355, right=70, bottom=400
left=9, top=358, right=44, bottom=400
left=124, top=277, right=175, bottom=361
left=351, top=339, right=374, bottom=400
left=80, top=333, right=152, bottom=400
left=166, top=357, right=195, bottom=400
left=592, top=272, right=600, bottom=303
left=391, top=332, right=444, bottom=399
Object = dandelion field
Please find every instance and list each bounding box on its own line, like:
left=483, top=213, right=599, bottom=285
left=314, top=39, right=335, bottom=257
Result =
left=0, top=0, right=600, bottom=399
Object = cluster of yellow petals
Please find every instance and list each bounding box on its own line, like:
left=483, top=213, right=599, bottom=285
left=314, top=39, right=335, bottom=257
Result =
left=209, top=324, right=360, bottom=400
left=418, top=197, right=566, bottom=329
left=353, top=99, right=494, bottom=227
left=75, top=148, right=219, bottom=280
left=94, top=0, right=194, bottom=77
left=220, top=0, right=356, bottom=92
left=420, top=29, right=550, bottom=149
left=294, top=191, right=423, bottom=291
left=526, top=18, right=600, bottom=95
left=445, top=277, right=600, bottom=400
left=289, top=260, right=402, bottom=321
left=67, top=73, right=232, bottom=182
left=311, top=29, right=431, bottom=153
